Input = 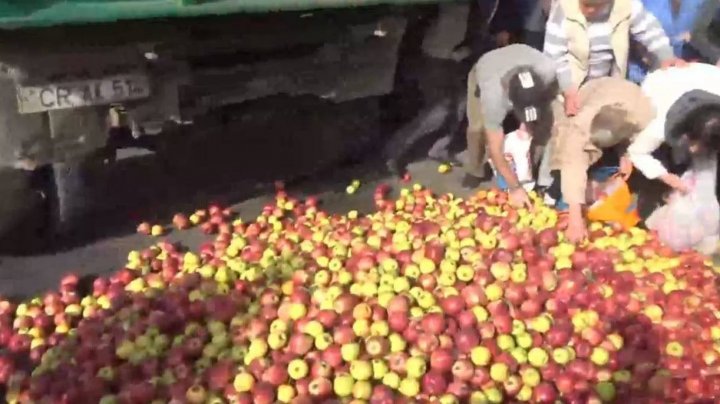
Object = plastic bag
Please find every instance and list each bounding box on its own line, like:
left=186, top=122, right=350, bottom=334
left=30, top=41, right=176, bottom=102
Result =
left=646, top=156, right=720, bottom=255
left=587, top=175, right=641, bottom=230
left=493, top=129, right=536, bottom=191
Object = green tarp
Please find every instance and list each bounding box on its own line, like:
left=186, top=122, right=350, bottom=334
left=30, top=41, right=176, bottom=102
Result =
left=0, top=0, right=460, bottom=30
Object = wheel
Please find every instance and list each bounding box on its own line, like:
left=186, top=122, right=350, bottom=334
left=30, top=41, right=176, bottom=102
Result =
left=0, top=167, right=50, bottom=254
left=44, top=152, right=108, bottom=244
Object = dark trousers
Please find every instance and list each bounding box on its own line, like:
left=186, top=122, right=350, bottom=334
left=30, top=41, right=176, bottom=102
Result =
left=523, top=30, right=545, bottom=51
left=545, top=151, right=621, bottom=202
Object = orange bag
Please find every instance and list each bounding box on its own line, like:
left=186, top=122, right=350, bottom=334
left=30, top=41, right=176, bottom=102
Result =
left=587, top=176, right=640, bottom=230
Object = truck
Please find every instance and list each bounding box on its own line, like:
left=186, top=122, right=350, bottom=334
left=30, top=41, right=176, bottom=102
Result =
left=0, top=0, right=494, bottom=251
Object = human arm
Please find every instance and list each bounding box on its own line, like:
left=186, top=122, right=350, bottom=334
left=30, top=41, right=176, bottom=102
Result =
left=543, top=4, right=580, bottom=115
left=629, top=0, right=677, bottom=66
left=557, top=123, right=591, bottom=242
left=690, top=0, right=720, bottom=64
left=486, top=129, right=534, bottom=208
left=486, top=129, right=520, bottom=189
left=627, top=118, right=687, bottom=191
left=543, top=4, right=573, bottom=92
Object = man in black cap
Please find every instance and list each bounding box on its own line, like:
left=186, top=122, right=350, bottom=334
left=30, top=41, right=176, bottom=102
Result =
left=464, top=43, right=559, bottom=208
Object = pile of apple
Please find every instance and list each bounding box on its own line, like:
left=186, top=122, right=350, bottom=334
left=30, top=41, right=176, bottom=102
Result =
left=2, top=183, right=720, bottom=404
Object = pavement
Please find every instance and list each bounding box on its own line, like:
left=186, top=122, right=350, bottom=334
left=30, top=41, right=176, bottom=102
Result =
left=0, top=157, right=472, bottom=300
left=0, top=89, right=674, bottom=300
left=0, top=86, right=481, bottom=300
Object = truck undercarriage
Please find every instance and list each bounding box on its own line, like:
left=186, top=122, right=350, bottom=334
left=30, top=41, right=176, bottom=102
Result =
left=0, top=1, right=488, bottom=252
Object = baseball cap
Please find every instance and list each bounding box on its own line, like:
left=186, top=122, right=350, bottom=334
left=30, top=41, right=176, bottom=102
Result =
left=507, top=69, right=555, bottom=127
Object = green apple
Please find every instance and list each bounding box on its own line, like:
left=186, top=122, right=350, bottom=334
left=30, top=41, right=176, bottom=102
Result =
left=595, top=381, right=616, bottom=402
left=484, top=284, right=504, bottom=301
left=333, top=373, right=355, bottom=397
left=456, top=265, right=475, bottom=282
left=405, top=356, right=427, bottom=379
left=471, top=346, right=492, bottom=366
left=382, top=372, right=401, bottom=389
left=303, top=320, right=324, bottom=338
left=590, top=347, right=610, bottom=366
left=277, top=384, right=296, bottom=403
left=350, top=360, right=373, bottom=381
left=612, top=370, right=632, bottom=383
left=520, top=367, right=541, bottom=387
left=341, top=343, right=361, bottom=362
left=233, top=372, right=255, bottom=392
left=490, top=363, right=509, bottom=382
left=510, top=347, right=528, bottom=364
left=528, top=347, right=549, bottom=368
left=516, top=385, right=533, bottom=402
left=248, top=338, right=268, bottom=358
left=496, top=334, right=516, bottom=351
left=552, top=347, right=573, bottom=365
left=398, top=378, right=420, bottom=397
left=389, top=333, right=407, bottom=352
left=511, top=320, right=526, bottom=335
left=530, top=315, right=552, bottom=333
left=469, top=391, right=488, bottom=404
left=372, top=359, right=389, bottom=380
left=473, top=307, right=489, bottom=322
left=483, top=386, right=504, bottom=403
left=515, top=332, right=533, bottom=349
left=287, top=359, right=309, bottom=380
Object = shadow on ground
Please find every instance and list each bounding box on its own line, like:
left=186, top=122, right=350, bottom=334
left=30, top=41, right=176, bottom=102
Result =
left=0, top=94, right=391, bottom=255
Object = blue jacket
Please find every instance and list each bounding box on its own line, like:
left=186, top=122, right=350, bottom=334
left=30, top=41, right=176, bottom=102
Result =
left=629, top=0, right=706, bottom=83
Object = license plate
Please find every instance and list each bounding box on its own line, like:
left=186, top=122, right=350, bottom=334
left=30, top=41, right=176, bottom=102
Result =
left=16, top=74, right=151, bottom=114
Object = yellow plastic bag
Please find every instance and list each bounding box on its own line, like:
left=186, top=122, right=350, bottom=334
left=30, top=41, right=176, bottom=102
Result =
left=587, top=176, right=640, bottom=230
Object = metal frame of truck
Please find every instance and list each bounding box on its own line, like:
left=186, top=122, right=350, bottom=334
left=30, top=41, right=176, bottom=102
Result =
left=0, top=0, right=483, bottom=251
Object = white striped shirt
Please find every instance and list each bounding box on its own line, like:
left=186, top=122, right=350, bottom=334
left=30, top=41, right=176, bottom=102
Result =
left=544, top=0, right=673, bottom=91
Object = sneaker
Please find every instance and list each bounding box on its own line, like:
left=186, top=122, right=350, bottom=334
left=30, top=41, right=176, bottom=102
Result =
left=386, top=159, right=403, bottom=178
left=555, top=196, right=569, bottom=211
left=543, top=193, right=556, bottom=206
left=461, top=174, right=484, bottom=189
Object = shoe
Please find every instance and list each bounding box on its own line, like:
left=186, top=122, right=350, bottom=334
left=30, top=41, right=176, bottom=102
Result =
left=543, top=193, right=556, bottom=206
left=555, top=196, right=569, bottom=211
left=386, top=158, right=403, bottom=178
left=461, top=174, right=484, bottom=189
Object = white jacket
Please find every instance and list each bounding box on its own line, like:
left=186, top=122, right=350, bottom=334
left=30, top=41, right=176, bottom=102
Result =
left=628, top=63, right=720, bottom=179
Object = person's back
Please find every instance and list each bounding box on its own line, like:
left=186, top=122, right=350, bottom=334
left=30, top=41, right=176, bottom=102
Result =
left=642, top=63, right=720, bottom=114
left=474, top=44, right=555, bottom=85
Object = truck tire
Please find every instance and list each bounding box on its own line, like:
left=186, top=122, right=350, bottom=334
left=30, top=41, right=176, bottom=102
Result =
left=44, top=152, right=107, bottom=244
left=0, top=168, right=49, bottom=254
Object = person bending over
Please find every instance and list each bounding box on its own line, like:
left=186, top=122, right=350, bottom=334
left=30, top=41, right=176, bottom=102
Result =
left=465, top=44, right=560, bottom=208
left=546, top=77, right=654, bottom=242
left=628, top=62, right=720, bottom=193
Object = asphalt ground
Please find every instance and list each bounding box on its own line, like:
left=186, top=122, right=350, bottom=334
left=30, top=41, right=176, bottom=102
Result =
left=0, top=92, right=479, bottom=299
left=0, top=89, right=672, bottom=300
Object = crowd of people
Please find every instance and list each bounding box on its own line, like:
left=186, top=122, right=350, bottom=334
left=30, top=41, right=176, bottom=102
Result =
left=391, top=0, right=720, bottom=246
